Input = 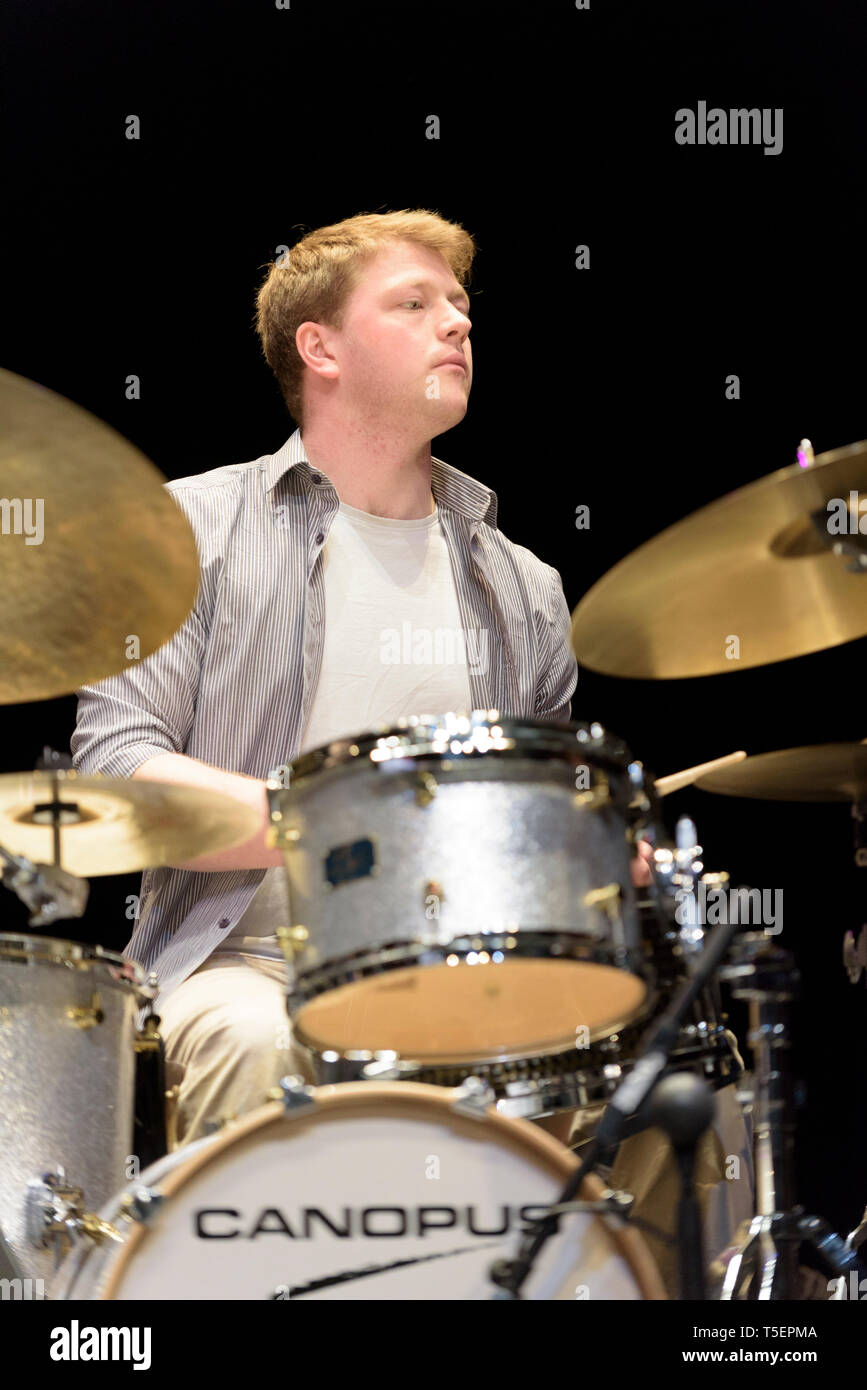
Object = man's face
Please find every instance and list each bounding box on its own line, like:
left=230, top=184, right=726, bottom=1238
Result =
left=305, top=241, right=473, bottom=433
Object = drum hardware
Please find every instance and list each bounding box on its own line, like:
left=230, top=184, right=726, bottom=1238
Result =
left=66, top=995, right=105, bottom=1029
left=276, top=924, right=310, bottom=959
left=133, top=987, right=169, bottom=1170
left=571, top=437, right=867, bottom=678
left=717, top=933, right=867, bottom=1299
left=414, top=771, right=438, bottom=806
left=0, top=749, right=90, bottom=927
left=645, top=1072, right=716, bottom=1300
left=270, top=1074, right=317, bottom=1113
left=24, top=1172, right=127, bottom=1262
left=488, top=908, right=744, bottom=1298
left=450, top=1075, right=497, bottom=1119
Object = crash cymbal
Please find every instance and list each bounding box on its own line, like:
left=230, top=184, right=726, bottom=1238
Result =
left=571, top=439, right=867, bottom=678
left=0, top=369, right=200, bottom=702
left=696, top=744, right=867, bottom=803
left=0, top=771, right=260, bottom=875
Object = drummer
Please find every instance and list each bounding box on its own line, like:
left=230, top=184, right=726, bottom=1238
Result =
left=71, top=207, right=751, bottom=1296
left=71, top=208, right=580, bottom=1143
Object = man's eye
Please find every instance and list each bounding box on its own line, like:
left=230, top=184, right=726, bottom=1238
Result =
left=402, top=300, right=423, bottom=309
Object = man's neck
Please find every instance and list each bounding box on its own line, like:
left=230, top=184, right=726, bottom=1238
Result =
left=301, top=419, right=436, bottom=519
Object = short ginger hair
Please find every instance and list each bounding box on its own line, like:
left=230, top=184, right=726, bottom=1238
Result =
left=254, top=208, right=478, bottom=426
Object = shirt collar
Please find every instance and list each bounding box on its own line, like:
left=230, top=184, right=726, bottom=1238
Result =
left=265, top=428, right=498, bottom=527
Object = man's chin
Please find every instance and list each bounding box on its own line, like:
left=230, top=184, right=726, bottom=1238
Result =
left=426, top=400, right=469, bottom=439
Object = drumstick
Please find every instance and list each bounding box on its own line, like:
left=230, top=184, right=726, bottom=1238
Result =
left=654, top=750, right=747, bottom=797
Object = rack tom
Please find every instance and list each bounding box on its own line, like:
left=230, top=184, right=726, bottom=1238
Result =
left=267, top=712, right=656, bottom=1066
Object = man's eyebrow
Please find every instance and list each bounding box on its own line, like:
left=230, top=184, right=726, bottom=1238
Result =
left=390, top=279, right=471, bottom=310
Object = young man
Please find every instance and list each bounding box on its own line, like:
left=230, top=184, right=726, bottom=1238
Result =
left=71, top=208, right=580, bottom=1142
left=71, top=209, right=751, bottom=1296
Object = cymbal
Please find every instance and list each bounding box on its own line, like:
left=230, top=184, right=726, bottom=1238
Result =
left=0, top=369, right=200, bottom=703
left=696, top=744, right=867, bottom=803
left=571, top=439, right=867, bottom=678
left=655, top=749, right=747, bottom=797
left=0, top=771, right=260, bottom=875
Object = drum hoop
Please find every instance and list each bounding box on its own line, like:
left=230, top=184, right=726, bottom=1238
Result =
left=283, top=713, right=634, bottom=786
left=0, top=933, right=150, bottom=994
left=102, top=1081, right=666, bottom=1301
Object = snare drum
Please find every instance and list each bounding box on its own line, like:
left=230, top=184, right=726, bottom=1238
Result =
left=0, top=934, right=152, bottom=1289
left=267, top=712, right=656, bottom=1066
left=53, top=1081, right=667, bottom=1300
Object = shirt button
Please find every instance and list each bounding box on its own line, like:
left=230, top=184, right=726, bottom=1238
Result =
left=316, top=531, right=325, bottom=545
left=311, top=473, right=322, bottom=484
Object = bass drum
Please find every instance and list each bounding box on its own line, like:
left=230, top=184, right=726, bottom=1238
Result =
left=54, top=1081, right=666, bottom=1301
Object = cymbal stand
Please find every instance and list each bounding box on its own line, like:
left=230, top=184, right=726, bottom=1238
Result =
left=719, top=933, right=864, bottom=1298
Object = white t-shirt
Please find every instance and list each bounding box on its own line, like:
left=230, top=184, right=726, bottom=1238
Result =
left=217, top=498, right=473, bottom=957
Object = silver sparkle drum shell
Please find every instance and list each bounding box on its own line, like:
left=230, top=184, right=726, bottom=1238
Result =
left=268, top=713, right=655, bottom=1065
left=0, top=934, right=149, bottom=1291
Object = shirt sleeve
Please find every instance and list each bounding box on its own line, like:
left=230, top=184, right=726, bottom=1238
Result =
left=534, top=563, right=578, bottom=724
left=70, top=521, right=210, bottom=779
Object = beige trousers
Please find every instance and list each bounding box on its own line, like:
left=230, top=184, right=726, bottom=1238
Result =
left=159, top=952, right=754, bottom=1297
left=158, top=952, right=316, bottom=1145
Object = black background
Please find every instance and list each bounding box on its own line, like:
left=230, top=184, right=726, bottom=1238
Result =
left=1, top=0, right=865, bottom=1240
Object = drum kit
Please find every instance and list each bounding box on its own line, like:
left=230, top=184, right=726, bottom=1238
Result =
left=1, top=367, right=867, bottom=1301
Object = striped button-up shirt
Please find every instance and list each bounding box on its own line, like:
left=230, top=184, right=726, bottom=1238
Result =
left=71, top=428, right=579, bottom=1005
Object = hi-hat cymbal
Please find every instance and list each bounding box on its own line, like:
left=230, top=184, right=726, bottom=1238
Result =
left=571, top=440, right=867, bottom=678
left=696, top=744, right=867, bottom=802
left=0, top=368, right=200, bottom=703
left=0, top=771, right=260, bottom=875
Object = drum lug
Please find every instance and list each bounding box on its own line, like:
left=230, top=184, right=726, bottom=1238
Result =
left=276, top=925, right=309, bottom=961
left=573, top=775, right=611, bottom=809
left=414, top=772, right=439, bottom=806
left=450, top=1075, right=496, bottom=1119
left=583, top=882, right=623, bottom=923
left=65, top=992, right=104, bottom=1029
left=119, top=1187, right=164, bottom=1225
left=274, top=1073, right=317, bottom=1114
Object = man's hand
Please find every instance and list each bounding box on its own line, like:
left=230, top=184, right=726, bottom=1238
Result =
left=631, top=837, right=654, bottom=888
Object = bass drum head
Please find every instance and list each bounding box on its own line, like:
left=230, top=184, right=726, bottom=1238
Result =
left=56, top=1083, right=665, bottom=1302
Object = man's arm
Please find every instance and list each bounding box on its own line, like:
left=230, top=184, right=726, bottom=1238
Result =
left=131, top=753, right=285, bottom=871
